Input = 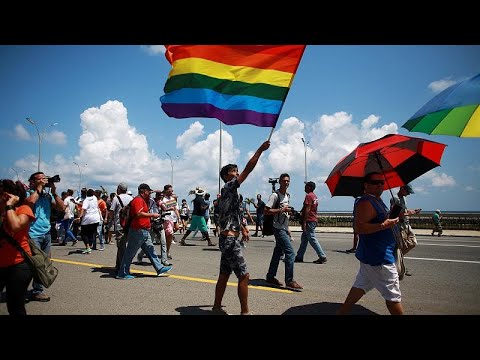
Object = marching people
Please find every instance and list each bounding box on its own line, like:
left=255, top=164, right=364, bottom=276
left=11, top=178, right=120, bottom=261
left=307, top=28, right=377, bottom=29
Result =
left=116, top=184, right=172, bottom=279
left=25, top=172, right=66, bottom=302
left=179, top=188, right=215, bottom=247
left=432, top=209, right=443, bottom=236
left=252, top=194, right=265, bottom=237
left=337, top=172, right=402, bottom=315
left=294, top=181, right=327, bottom=264
left=264, top=173, right=303, bottom=290
left=77, top=188, right=101, bottom=253
left=390, top=184, right=420, bottom=276
left=212, top=140, right=270, bottom=315
left=0, top=179, right=35, bottom=315
left=107, top=183, right=133, bottom=274
left=159, top=185, right=180, bottom=259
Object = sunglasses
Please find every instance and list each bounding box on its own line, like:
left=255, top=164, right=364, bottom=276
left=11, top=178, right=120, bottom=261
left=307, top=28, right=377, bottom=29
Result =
left=368, top=180, right=385, bottom=185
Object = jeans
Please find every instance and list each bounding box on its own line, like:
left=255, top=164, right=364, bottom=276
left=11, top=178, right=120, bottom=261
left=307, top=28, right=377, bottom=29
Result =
left=61, top=218, right=76, bottom=243
left=97, top=222, right=105, bottom=248
left=30, top=232, right=52, bottom=294
left=139, top=229, right=167, bottom=263
left=118, top=228, right=163, bottom=277
left=296, top=221, right=325, bottom=260
left=267, top=228, right=295, bottom=283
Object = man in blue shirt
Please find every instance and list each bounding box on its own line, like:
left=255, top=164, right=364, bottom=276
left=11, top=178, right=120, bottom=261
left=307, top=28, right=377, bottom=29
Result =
left=25, top=172, right=66, bottom=302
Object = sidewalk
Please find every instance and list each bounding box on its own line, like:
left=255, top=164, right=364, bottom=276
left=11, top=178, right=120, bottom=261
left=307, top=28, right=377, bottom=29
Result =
left=246, top=225, right=480, bottom=237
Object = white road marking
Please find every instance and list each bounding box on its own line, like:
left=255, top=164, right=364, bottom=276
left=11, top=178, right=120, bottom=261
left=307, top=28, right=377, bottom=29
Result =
left=405, top=256, right=480, bottom=264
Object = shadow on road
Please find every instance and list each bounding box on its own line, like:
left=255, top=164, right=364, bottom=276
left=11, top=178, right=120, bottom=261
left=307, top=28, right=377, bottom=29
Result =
left=202, top=248, right=220, bottom=252
left=175, top=305, right=217, bottom=315
left=91, top=266, right=117, bottom=278
left=282, top=302, right=378, bottom=315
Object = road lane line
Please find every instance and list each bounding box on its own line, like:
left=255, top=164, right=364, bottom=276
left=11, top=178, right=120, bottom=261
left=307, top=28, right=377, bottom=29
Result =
left=418, top=243, right=480, bottom=248
left=52, top=258, right=294, bottom=293
left=404, top=257, right=480, bottom=264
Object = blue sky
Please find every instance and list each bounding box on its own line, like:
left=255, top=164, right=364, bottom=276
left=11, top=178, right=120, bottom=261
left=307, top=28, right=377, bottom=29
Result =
left=1, top=45, right=479, bottom=212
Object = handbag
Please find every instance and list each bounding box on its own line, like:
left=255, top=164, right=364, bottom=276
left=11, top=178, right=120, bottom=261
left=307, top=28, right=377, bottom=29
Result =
left=1, top=228, right=58, bottom=288
left=399, top=225, right=417, bottom=255
left=391, top=226, right=406, bottom=281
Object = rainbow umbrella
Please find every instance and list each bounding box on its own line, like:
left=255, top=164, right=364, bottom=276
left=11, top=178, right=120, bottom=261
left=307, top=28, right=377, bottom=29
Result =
left=402, top=73, right=480, bottom=137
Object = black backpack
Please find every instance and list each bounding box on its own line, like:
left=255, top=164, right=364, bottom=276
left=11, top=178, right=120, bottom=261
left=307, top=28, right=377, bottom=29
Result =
left=262, top=191, right=283, bottom=236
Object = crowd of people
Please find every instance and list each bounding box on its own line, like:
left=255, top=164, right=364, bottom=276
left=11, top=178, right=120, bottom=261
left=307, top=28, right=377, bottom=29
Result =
left=1, top=143, right=445, bottom=315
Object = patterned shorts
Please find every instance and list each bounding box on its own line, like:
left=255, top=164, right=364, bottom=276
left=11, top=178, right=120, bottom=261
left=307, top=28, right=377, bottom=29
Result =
left=219, top=234, right=248, bottom=278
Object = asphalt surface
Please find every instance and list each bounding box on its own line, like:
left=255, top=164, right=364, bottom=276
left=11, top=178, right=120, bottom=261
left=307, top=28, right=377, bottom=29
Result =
left=2, top=227, right=480, bottom=315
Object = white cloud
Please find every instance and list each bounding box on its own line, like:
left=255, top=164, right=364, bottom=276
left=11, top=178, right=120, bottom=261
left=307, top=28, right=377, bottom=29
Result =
left=141, top=45, right=166, bottom=55
left=465, top=186, right=475, bottom=191
left=45, top=130, right=67, bottom=145
left=15, top=124, right=31, bottom=140
left=10, top=102, right=405, bottom=207
left=428, top=78, right=457, bottom=93
left=426, top=171, right=456, bottom=187
left=309, top=111, right=398, bottom=171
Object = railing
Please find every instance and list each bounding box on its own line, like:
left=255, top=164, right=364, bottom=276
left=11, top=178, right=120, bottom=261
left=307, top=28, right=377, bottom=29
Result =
left=249, top=212, right=480, bottom=230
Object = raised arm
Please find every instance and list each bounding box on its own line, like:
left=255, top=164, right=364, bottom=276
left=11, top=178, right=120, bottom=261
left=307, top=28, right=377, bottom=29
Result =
left=237, top=141, right=270, bottom=185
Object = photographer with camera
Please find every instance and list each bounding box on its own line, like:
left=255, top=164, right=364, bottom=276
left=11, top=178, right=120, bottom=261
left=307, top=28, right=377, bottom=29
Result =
left=265, top=173, right=303, bottom=290
left=25, top=172, right=65, bottom=302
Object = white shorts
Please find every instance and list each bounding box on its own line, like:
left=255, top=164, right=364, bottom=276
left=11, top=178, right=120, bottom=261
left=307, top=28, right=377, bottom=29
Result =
left=353, top=262, right=401, bottom=302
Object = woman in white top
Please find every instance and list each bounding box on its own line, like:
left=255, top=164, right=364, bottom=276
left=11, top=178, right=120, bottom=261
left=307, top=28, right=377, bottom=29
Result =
left=78, top=188, right=101, bottom=254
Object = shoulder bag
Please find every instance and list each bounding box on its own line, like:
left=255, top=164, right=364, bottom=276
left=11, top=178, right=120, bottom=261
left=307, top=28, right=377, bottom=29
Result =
left=1, top=227, right=59, bottom=288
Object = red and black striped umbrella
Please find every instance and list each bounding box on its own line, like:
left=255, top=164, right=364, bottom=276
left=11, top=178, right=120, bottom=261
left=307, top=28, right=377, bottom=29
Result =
left=325, top=134, right=447, bottom=197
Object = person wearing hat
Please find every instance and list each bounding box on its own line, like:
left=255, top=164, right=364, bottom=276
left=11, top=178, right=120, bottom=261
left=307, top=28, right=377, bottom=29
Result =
left=179, top=187, right=215, bottom=247
left=432, top=209, right=443, bottom=236
left=117, top=183, right=171, bottom=279
left=390, top=183, right=421, bottom=276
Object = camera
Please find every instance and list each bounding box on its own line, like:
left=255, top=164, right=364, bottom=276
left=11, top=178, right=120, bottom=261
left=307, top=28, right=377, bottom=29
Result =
left=268, top=177, right=279, bottom=192
left=151, top=211, right=171, bottom=233
left=289, top=207, right=302, bottom=222
left=45, top=174, right=61, bottom=187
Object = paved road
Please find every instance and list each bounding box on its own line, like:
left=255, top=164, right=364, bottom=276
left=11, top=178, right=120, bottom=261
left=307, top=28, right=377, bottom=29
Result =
left=2, top=228, right=480, bottom=315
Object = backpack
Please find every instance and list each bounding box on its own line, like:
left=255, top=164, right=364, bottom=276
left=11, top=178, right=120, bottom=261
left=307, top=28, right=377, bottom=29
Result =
left=262, top=191, right=283, bottom=236
left=117, top=195, right=132, bottom=233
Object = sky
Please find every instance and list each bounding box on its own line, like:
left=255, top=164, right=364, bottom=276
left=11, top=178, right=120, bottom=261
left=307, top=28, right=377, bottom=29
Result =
left=0, top=45, right=479, bottom=212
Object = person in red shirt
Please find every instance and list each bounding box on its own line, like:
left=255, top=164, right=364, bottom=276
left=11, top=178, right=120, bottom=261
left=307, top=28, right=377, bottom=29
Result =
left=294, top=181, right=327, bottom=264
left=116, top=184, right=172, bottom=279
left=0, top=179, right=35, bottom=315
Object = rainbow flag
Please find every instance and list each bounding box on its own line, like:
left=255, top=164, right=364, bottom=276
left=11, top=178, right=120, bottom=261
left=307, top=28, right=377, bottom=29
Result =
left=160, top=45, right=306, bottom=127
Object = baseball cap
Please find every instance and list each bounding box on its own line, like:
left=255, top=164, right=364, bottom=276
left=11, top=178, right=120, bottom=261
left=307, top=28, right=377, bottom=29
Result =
left=402, top=184, right=414, bottom=194
left=138, top=183, right=152, bottom=192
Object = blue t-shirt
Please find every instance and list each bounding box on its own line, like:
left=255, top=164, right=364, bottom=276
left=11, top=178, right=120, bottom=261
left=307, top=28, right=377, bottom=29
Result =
left=27, top=190, right=54, bottom=238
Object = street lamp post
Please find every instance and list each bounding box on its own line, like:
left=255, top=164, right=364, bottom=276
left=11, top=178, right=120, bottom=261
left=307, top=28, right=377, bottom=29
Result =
left=25, top=118, right=58, bottom=172
left=165, top=152, right=179, bottom=187
left=301, top=137, right=309, bottom=184
left=10, top=168, right=25, bottom=181
left=73, top=162, right=87, bottom=195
